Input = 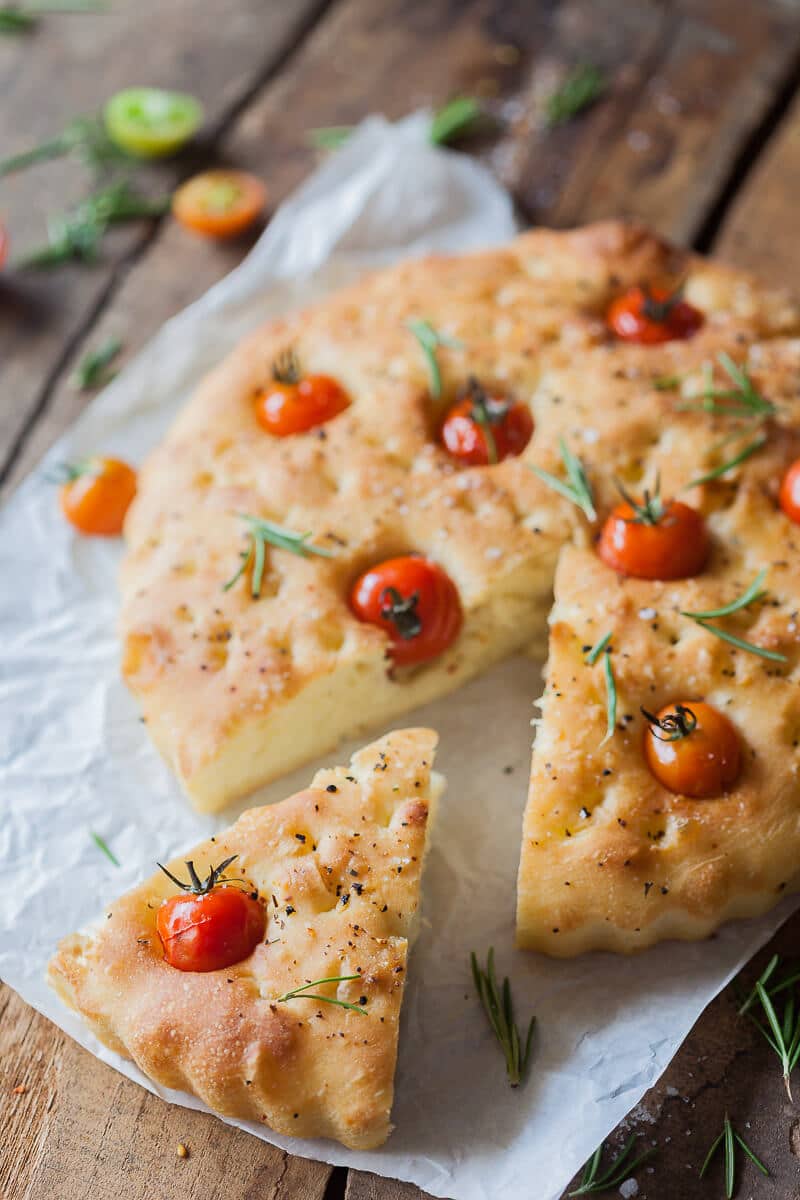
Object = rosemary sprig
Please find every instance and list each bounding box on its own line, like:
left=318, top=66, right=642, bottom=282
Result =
left=224, top=513, right=335, bottom=599
left=276, top=974, right=367, bottom=1014
left=699, top=1114, right=769, bottom=1197
left=680, top=570, right=787, bottom=664
left=569, top=1135, right=656, bottom=1196
left=738, top=955, right=800, bottom=1017
left=406, top=318, right=462, bottom=399
left=470, top=948, right=535, bottom=1087
left=679, top=353, right=775, bottom=420
left=585, top=634, right=617, bottom=744
left=428, top=95, right=482, bottom=145
left=0, top=114, right=125, bottom=178
left=0, top=0, right=103, bottom=31
left=653, top=372, right=683, bottom=391
left=18, top=179, right=170, bottom=268
left=70, top=336, right=122, bottom=392
left=545, top=64, right=606, bottom=128
left=310, top=95, right=483, bottom=152
left=684, top=434, right=767, bottom=489
left=750, top=981, right=800, bottom=1099
left=530, top=437, right=597, bottom=521
left=681, top=570, right=767, bottom=621
left=90, top=830, right=119, bottom=867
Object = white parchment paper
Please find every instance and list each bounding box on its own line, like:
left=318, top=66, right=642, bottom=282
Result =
left=1, top=114, right=795, bottom=1200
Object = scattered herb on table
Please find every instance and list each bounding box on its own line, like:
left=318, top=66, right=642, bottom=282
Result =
left=0, top=0, right=103, bottom=33
left=90, top=830, right=120, bottom=867
left=530, top=437, right=597, bottom=521
left=310, top=95, right=484, bottom=152
left=276, top=974, right=367, bottom=1014
left=699, top=1113, right=769, bottom=1197
left=70, top=336, right=123, bottom=391
left=470, top=947, right=535, bottom=1087
left=545, top=64, right=606, bottom=128
left=406, top=318, right=462, bottom=399
left=0, top=115, right=126, bottom=178
left=749, top=980, right=800, bottom=1099
left=223, top=513, right=335, bottom=599
left=569, top=1134, right=656, bottom=1195
left=680, top=569, right=787, bottom=664
left=738, top=954, right=800, bottom=1017
left=17, top=179, right=170, bottom=267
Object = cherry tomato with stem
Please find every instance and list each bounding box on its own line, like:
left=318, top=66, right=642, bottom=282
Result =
left=350, top=555, right=463, bottom=667
left=607, top=285, right=703, bottom=344
left=255, top=350, right=350, bottom=436
left=597, top=480, right=710, bottom=580
left=57, top=456, right=137, bottom=536
left=156, top=856, right=266, bottom=973
left=642, top=701, right=741, bottom=798
left=173, top=169, right=267, bottom=239
left=441, top=377, right=533, bottom=466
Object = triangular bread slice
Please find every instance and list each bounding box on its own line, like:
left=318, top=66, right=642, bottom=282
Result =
left=48, top=729, right=440, bottom=1149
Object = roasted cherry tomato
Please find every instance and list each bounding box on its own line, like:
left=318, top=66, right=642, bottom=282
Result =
left=597, top=486, right=710, bottom=580
left=642, top=701, right=741, bottom=798
left=156, top=856, right=265, bottom=973
left=350, top=554, right=463, bottom=667
left=607, top=285, right=703, bottom=344
left=441, top=378, right=533, bottom=466
left=779, top=458, right=800, bottom=524
left=172, top=169, right=267, bottom=239
left=58, top=456, right=137, bottom=536
left=104, top=88, right=203, bottom=158
left=255, top=350, right=350, bottom=436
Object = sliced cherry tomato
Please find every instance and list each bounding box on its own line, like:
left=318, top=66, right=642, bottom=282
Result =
left=597, top=487, right=710, bottom=580
left=173, top=170, right=266, bottom=239
left=607, top=285, right=703, bottom=344
left=350, top=554, right=463, bottom=667
left=441, top=378, right=533, bottom=466
left=642, top=701, right=741, bottom=798
left=779, top=458, right=800, bottom=524
left=255, top=350, right=350, bottom=435
left=58, top=456, right=137, bottom=536
left=104, top=87, right=204, bottom=159
left=156, top=857, right=265, bottom=973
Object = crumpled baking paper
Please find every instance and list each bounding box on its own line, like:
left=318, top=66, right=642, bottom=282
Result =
left=0, top=113, right=795, bottom=1200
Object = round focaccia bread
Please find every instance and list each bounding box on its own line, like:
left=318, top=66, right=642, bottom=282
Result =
left=48, top=729, right=440, bottom=1150
left=120, top=220, right=800, bottom=818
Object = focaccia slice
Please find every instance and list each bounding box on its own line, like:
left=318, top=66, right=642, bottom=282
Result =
left=48, top=729, right=440, bottom=1149
left=517, top=515, right=800, bottom=955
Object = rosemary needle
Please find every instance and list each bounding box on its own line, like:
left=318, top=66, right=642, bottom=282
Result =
left=530, top=437, right=597, bottom=521
left=545, top=64, right=606, bottom=128
left=90, top=831, right=120, bottom=867
left=569, top=1134, right=656, bottom=1196
left=276, top=975, right=367, bottom=1014
left=70, top=336, right=123, bottom=392
left=585, top=634, right=616, bottom=743
left=470, top=948, right=535, bottom=1087
left=406, top=318, right=462, bottom=399
left=699, top=1114, right=769, bottom=1197
left=223, top=513, right=335, bottom=598
left=680, top=571, right=787, bottom=664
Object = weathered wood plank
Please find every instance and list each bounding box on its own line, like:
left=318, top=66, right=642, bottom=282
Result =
left=7, top=0, right=800, bottom=495
left=0, top=983, right=333, bottom=1200
left=713, top=89, right=800, bottom=284
left=0, top=0, right=333, bottom=480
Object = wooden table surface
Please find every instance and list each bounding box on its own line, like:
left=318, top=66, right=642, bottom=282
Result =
left=4, top=1, right=800, bottom=1197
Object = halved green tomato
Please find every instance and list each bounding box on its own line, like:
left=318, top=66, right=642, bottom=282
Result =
left=103, top=88, right=204, bottom=158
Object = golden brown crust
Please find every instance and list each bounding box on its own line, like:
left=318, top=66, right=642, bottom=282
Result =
left=48, top=729, right=439, bottom=1149
left=120, top=217, right=800, bottom=952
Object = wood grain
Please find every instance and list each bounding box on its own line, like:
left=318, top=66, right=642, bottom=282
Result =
left=0, top=0, right=332, bottom=480
left=4, top=2, right=800, bottom=1199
